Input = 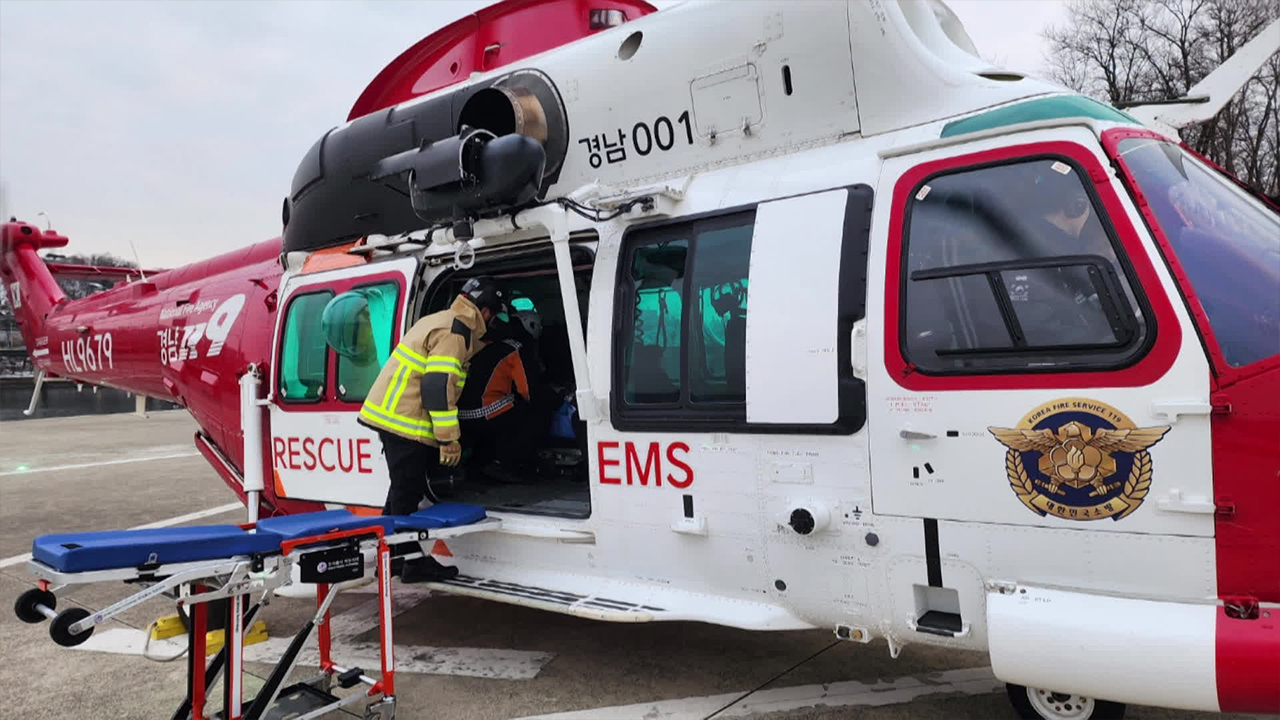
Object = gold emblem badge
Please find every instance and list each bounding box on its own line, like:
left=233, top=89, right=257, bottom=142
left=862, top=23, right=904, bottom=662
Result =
left=988, top=398, right=1170, bottom=521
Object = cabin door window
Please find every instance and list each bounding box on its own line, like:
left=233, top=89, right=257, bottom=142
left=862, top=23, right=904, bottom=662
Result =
left=614, top=211, right=755, bottom=425
left=278, top=290, right=333, bottom=403
left=611, top=185, right=870, bottom=433
left=326, top=281, right=401, bottom=402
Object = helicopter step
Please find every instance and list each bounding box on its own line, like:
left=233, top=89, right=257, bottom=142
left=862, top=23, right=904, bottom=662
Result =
left=415, top=569, right=814, bottom=630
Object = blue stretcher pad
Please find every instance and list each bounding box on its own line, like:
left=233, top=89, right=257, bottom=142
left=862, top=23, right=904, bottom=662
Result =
left=394, top=502, right=488, bottom=531
left=254, top=510, right=396, bottom=543
left=32, top=525, right=282, bottom=574
left=32, top=505, right=488, bottom=574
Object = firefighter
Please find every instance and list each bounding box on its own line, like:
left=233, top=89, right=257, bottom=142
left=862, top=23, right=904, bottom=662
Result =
left=357, top=276, right=507, bottom=582
left=457, top=309, right=549, bottom=482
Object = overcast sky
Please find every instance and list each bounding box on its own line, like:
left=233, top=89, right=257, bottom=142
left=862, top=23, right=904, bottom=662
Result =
left=0, top=0, right=1067, bottom=268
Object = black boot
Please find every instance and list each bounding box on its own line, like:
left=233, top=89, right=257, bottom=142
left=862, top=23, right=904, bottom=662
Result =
left=400, top=556, right=459, bottom=583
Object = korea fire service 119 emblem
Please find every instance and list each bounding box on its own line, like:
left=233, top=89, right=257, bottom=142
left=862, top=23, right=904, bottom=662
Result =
left=988, top=398, right=1171, bottom=521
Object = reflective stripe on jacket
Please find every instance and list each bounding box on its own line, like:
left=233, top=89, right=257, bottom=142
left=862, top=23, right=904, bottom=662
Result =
left=357, top=295, right=486, bottom=445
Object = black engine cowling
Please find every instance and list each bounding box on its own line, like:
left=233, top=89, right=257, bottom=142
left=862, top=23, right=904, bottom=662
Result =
left=281, top=69, right=566, bottom=254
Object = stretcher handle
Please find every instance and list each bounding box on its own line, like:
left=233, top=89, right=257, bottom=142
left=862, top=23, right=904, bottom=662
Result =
left=278, top=525, right=386, bottom=556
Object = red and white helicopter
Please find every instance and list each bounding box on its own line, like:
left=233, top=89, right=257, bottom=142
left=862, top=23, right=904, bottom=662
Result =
left=3, top=2, right=1277, bottom=718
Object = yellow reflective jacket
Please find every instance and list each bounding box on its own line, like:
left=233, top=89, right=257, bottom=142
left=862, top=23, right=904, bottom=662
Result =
left=357, top=296, right=487, bottom=446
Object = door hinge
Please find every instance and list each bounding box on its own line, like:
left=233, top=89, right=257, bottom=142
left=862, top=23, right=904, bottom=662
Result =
left=1211, top=393, right=1233, bottom=415
left=1222, top=595, right=1259, bottom=620
left=1214, top=496, right=1236, bottom=519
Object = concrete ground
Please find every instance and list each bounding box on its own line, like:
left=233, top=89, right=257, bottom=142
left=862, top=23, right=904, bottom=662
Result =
left=0, top=411, right=1257, bottom=720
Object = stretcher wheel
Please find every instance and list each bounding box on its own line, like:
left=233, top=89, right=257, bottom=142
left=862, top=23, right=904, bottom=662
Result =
left=50, top=607, right=93, bottom=647
left=15, top=588, right=55, bottom=624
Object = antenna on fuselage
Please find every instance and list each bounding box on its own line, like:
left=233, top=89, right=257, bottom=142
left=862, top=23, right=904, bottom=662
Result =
left=128, top=240, right=149, bottom=283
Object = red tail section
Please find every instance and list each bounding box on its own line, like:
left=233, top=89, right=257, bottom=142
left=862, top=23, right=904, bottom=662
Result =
left=1, top=218, right=278, bottom=398
left=1, top=218, right=323, bottom=517
left=1, top=221, right=71, bottom=352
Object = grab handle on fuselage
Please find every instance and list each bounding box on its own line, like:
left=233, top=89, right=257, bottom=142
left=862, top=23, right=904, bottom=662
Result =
left=851, top=319, right=868, bottom=380
left=899, top=427, right=937, bottom=440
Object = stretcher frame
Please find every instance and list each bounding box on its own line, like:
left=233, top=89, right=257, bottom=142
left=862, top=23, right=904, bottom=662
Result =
left=21, top=520, right=484, bottom=720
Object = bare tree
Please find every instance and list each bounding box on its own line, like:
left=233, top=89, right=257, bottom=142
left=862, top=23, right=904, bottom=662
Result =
left=1043, top=0, right=1160, bottom=103
left=1043, top=0, right=1280, bottom=196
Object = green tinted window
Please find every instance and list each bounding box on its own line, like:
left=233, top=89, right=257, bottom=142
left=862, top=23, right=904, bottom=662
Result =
left=689, top=225, right=751, bottom=402
left=328, top=282, right=400, bottom=402
left=624, top=241, right=686, bottom=404
left=279, top=291, right=333, bottom=402
left=619, top=210, right=754, bottom=410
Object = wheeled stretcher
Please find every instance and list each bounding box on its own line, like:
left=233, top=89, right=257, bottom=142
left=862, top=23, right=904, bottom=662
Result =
left=14, top=503, right=497, bottom=720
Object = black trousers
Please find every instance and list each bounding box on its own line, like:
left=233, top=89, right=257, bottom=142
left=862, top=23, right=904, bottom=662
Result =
left=460, top=404, right=541, bottom=469
left=377, top=431, right=442, bottom=516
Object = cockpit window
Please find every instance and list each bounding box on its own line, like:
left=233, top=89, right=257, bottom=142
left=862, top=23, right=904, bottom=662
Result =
left=1114, top=138, right=1280, bottom=367
left=902, top=157, right=1150, bottom=373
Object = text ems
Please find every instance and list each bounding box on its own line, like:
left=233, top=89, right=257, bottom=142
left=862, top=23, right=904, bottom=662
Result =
left=597, top=441, right=693, bottom=488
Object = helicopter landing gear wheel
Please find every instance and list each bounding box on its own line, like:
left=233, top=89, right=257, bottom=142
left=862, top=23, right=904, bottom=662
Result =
left=1007, top=684, right=1125, bottom=720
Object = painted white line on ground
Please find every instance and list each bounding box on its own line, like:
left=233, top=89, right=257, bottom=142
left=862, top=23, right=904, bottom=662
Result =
left=0, top=556, right=30, bottom=570
left=70, top=586, right=550, bottom=676
left=69, top=582, right=552, bottom=680
left=0, top=451, right=201, bottom=476
left=71, top=628, right=187, bottom=658
left=515, top=666, right=1002, bottom=720
left=245, top=583, right=553, bottom=679
left=244, top=637, right=553, bottom=680
left=129, top=502, right=242, bottom=530
left=0, top=501, right=242, bottom=569
left=328, top=585, right=437, bottom=641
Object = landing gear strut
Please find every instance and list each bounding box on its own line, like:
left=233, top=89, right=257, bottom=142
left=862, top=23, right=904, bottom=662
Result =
left=1007, top=684, right=1126, bottom=720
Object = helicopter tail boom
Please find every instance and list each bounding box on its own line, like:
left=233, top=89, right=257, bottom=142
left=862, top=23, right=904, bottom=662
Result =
left=1, top=220, right=71, bottom=354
